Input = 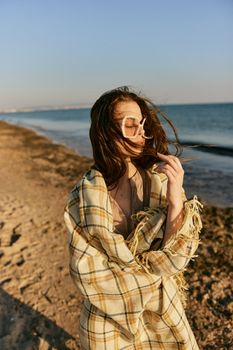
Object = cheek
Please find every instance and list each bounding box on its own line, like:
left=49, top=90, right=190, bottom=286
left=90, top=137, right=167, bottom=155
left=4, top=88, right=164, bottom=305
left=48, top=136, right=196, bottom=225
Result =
left=115, top=139, right=144, bottom=156
left=133, top=136, right=145, bottom=146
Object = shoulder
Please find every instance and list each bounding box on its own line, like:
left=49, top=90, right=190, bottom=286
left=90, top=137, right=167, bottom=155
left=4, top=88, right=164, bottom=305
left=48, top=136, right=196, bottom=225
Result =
left=70, top=168, right=105, bottom=193
left=66, top=167, right=108, bottom=208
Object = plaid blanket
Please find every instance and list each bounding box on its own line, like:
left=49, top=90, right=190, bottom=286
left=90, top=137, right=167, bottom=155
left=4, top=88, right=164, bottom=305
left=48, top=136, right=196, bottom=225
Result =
left=64, top=167, right=203, bottom=349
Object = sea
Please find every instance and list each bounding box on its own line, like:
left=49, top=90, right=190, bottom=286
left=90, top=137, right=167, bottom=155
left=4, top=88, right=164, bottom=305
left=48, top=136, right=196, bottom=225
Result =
left=1, top=102, right=233, bottom=208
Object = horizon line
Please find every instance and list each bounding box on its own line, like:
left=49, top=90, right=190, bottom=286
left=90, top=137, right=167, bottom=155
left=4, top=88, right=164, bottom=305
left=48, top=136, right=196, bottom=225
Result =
left=1, top=100, right=233, bottom=114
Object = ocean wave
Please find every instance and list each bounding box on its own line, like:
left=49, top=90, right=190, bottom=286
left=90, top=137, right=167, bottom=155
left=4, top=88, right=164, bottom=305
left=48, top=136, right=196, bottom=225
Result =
left=181, top=141, right=233, bottom=157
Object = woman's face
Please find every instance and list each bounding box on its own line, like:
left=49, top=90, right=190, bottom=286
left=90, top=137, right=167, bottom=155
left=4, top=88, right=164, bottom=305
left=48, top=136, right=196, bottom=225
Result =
left=113, top=100, right=146, bottom=157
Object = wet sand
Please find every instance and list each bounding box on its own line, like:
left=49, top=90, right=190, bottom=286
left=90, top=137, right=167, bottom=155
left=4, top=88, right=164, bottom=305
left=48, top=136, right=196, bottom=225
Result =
left=0, top=120, right=232, bottom=349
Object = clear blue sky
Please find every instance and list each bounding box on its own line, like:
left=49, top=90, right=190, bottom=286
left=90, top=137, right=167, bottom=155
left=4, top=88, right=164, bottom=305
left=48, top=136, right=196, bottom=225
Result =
left=0, top=0, right=233, bottom=110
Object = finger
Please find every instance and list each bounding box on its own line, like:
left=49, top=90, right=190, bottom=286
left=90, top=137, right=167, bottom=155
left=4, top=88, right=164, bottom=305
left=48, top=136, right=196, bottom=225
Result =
left=158, top=164, right=177, bottom=178
left=157, top=153, right=184, bottom=172
left=159, top=167, right=176, bottom=183
left=157, top=153, right=180, bottom=173
left=168, top=155, right=183, bottom=170
left=156, top=165, right=176, bottom=183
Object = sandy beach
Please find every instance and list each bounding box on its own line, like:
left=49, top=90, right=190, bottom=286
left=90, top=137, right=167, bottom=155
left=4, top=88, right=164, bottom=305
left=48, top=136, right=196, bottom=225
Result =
left=0, top=120, right=232, bottom=349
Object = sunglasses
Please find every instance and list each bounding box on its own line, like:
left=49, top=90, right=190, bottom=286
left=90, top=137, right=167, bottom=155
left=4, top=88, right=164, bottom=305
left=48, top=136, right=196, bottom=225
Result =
left=120, top=115, right=153, bottom=139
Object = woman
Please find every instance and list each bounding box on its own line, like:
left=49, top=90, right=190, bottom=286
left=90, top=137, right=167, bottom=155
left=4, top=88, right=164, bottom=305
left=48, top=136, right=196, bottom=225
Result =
left=64, top=86, right=203, bottom=349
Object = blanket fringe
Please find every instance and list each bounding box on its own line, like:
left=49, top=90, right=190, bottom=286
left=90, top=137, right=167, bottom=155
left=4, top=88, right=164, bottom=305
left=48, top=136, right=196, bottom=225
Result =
left=126, top=196, right=203, bottom=309
left=126, top=208, right=162, bottom=257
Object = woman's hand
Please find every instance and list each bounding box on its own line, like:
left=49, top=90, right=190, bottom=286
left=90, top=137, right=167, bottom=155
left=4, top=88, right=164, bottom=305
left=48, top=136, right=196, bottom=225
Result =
left=156, top=152, right=185, bottom=246
left=156, top=153, right=184, bottom=208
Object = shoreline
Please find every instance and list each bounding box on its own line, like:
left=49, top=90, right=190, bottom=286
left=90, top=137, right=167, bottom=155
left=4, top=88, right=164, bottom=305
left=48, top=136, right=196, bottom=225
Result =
left=2, top=117, right=233, bottom=159
left=1, top=118, right=233, bottom=208
left=0, top=120, right=232, bottom=349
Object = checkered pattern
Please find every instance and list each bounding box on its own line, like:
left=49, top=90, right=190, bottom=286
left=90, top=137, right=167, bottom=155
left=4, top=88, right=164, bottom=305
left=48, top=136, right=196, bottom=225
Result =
left=64, top=167, right=203, bottom=349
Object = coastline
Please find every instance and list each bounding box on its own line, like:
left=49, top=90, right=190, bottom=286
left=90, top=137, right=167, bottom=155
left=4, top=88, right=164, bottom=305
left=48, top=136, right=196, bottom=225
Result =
left=2, top=114, right=233, bottom=208
left=0, top=120, right=232, bottom=349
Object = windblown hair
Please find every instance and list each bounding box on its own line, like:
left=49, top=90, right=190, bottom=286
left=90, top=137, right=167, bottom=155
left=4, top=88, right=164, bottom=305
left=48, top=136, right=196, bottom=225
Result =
left=89, top=86, right=183, bottom=187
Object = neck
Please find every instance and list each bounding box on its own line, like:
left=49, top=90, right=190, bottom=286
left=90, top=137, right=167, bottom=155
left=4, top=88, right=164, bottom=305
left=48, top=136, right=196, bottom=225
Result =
left=125, top=157, right=137, bottom=179
left=108, top=158, right=138, bottom=194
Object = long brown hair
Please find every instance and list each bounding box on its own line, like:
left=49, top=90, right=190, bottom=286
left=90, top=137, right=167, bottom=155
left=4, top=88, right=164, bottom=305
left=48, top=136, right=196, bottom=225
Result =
left=89, top=86, right=182, bottom=187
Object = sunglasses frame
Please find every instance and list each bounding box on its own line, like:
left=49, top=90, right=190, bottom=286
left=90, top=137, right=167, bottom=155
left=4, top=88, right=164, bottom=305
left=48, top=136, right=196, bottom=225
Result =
left=121, top=115, right=153, bottom=139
